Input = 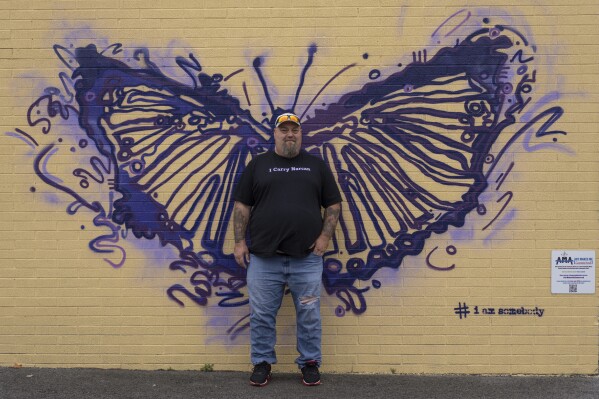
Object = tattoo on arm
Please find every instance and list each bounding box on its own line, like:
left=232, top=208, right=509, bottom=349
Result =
left=321, top=203, right=341, bottom=238
left=233, top=202, right=251, bottom=243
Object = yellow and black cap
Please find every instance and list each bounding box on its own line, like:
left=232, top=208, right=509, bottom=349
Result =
left=274, top=112, right=301, bottom=128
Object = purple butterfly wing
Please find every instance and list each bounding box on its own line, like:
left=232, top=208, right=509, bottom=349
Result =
left=73, top=44, right=269, bottom=276
left=301, top=29, right=529, bottom=299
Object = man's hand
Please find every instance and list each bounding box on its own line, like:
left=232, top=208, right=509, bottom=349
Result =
left=234, top=241, right=250, bottom=268
left=233, top=201, right=251, bottom=267
left=312, top=234, right=330, bottom=256
left=312, top=202, right=341, bottom=256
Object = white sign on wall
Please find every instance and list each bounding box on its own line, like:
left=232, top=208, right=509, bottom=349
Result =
left=551, top=250, right=595, bottom=294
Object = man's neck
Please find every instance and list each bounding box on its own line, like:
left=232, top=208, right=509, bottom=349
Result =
left=274, top=148, right=300, bottom=159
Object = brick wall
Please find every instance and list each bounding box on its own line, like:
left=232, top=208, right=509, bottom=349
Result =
left=0, top=0, right=598, bottom=374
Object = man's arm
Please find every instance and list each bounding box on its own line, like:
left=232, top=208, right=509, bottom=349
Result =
left=233, top=201, right=251, bottom=267
left=312, top=202, right=341, bottom=256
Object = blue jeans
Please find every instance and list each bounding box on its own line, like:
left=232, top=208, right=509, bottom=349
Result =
left=247, top=253, right=323, bottom=368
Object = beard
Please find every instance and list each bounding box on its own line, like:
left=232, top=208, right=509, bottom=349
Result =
left=280, top=141, right=300, bottom=158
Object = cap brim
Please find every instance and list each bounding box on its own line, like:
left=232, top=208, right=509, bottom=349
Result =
left=276, top=120, right=301, bottom=128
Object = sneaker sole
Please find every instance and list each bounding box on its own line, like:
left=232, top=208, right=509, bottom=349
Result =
left=250, top=373, right=271, bottom=387
left=302, top=378, right=321, bottom=386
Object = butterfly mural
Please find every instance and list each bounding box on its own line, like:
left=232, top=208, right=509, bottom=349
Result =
left=10, top=13, right=565, bottom=335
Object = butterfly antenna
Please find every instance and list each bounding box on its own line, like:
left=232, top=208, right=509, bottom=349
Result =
left=253, top=56, right=275, bottom=114
left=300, top=63, right=357, bottom=120
left=291, top=43, right=317, bottom=112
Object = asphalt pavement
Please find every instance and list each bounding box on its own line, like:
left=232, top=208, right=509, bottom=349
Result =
left=1, top=367, right=598, bottom=399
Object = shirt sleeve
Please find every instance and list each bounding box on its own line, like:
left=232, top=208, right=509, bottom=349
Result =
left=233, top=158, right=255, bottom=206
left=320, top=160, right=342, bottom=208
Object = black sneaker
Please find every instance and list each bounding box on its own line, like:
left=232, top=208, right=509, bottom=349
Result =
left=301, top=360, right=321, bottom=386
left=250, top=361, right=271, bottom=387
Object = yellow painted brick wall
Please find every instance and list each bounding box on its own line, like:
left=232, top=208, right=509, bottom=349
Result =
left=1, top=0, right=598, bottom=374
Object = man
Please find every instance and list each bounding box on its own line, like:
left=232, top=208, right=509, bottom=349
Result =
left=233, top=112, right=342, bottom=387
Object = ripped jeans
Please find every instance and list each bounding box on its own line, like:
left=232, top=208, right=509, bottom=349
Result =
left=247, top=253, right=323, bottom=368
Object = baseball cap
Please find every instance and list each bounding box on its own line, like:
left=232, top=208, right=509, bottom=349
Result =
left=275, top=112, right=301, bottom=128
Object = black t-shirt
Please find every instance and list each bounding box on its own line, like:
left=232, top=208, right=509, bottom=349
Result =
left=234, top=150, right=342, bottom=258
